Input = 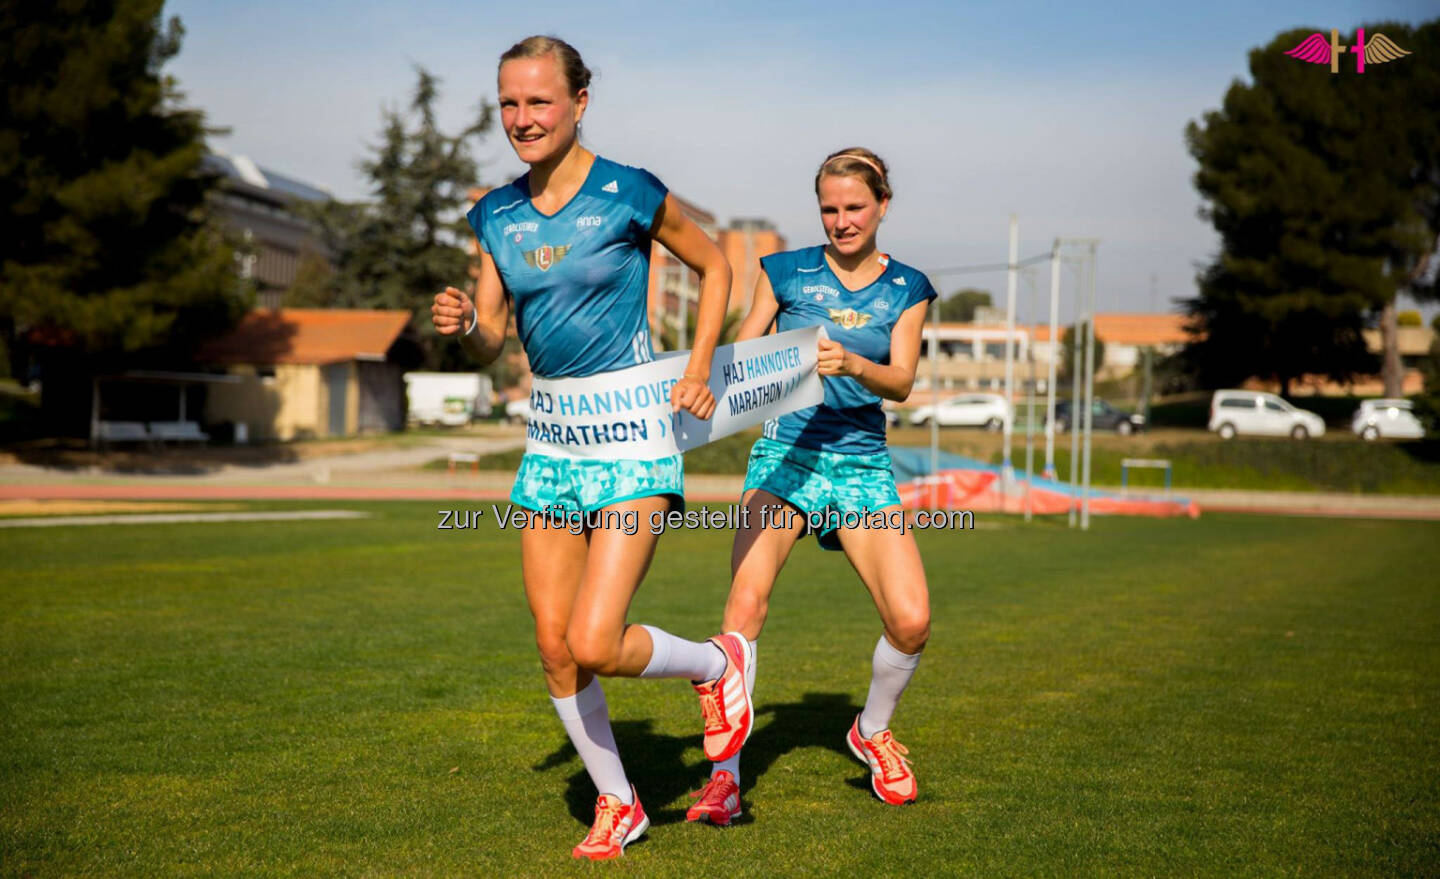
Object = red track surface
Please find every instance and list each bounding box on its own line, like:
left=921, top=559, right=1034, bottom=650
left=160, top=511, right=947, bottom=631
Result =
left=5, top=482, right=1440, bottom=519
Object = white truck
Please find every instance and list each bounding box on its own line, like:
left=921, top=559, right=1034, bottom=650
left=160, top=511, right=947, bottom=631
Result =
left=404, top=372, right=493, bottom=427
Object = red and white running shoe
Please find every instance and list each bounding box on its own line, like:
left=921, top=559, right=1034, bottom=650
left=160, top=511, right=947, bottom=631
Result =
left=846, top=716, right=917, bottom=805
left=693, top=632, right=754, bottom=762
left=571, top=786, right=649, bottom=860
left=686, top=770, right=742, bottom=826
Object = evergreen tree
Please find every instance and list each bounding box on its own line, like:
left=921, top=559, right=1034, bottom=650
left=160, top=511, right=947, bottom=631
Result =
left=0, top=0, right=242, bottom=390
left=1183, top=20, right=1440, bottom=396
left=299, top=68, right=494, bottom=370
left=939, top=288, right=992, bottom=323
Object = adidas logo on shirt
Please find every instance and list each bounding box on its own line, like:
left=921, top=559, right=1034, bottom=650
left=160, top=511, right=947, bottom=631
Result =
left=602, top=180, right=619, bottom=193
left=895, top=277, right=907, bottom=286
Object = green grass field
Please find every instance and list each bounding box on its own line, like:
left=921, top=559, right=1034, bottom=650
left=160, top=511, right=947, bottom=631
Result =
left=3, top=505, right=1438, bottom=877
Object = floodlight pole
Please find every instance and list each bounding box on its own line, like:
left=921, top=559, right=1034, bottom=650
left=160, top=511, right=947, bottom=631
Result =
left=1023, top=267, right=1036, bottom=522
left=1044, top=241, right=1060, bottom=480
left=1002, top=215, right=1018, bottom=500
left=929, top=295, right=940, bottom=509
left=1067, top=256, right=1085, bottom=528
left=1081, top=243, right=1098, bottom=530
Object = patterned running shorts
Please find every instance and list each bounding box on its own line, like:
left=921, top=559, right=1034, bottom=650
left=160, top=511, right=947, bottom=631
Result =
left=742, top=437, right=902, bottom=551
left=511, top=452, right=684, bottom=513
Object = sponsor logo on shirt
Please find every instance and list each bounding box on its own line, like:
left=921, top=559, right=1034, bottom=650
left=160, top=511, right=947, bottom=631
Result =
left=522, top=244, right=571, bottom=271
left=601, top=180, right=619, bottom=193
left=895, top=277, right=907, bottom=286
left=827, top=308, right=874, bottom=329
left=803, top=284, right=840, bottom=298
left=576, top=216, right=603, bottom=228
left=873, top=300, right=890, bottom=311
left=504, top=222, right=539, bottom=236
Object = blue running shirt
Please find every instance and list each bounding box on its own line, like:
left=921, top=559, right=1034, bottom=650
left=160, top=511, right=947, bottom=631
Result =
left=761, top=245, right=937, bottom=455
left=467, top=156, right=667, bottom=378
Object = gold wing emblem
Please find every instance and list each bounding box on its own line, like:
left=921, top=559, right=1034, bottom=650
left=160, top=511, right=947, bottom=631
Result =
left=521, top=244, right=572, bottom=271
left=1365, top=33, right=1411, bottom=65
left=827, top=308, right=873, bottom=329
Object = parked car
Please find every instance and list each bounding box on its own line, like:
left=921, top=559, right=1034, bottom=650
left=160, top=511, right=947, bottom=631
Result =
left=1208, top=389, right=1325, bottom=439
left=908, top=393, right=1013, bottom=430
left=1050, top=399, right=1147, bottom=435
left=1352, top=398, right=1425, bottom=440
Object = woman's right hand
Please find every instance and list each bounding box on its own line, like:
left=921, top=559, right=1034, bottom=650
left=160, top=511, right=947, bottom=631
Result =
left=431, top=286, right=475, bottom=336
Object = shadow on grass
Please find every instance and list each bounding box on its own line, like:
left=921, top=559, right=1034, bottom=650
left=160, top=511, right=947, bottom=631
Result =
left=532, top=691, right=862, bottom=827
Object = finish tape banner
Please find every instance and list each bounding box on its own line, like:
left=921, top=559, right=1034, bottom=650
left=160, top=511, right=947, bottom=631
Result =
left=524, top=326, right=826, bottom=460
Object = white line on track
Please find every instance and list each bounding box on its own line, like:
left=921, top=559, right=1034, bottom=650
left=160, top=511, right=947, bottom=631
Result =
left=0, top=510, right=373, bottom=528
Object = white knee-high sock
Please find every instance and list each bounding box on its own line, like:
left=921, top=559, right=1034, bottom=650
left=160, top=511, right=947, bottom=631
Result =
left=710, top=639, right=758, bottom=784
left=858, top=636, right=922, bottom=739
left=550, top=678, right=632, bottom=804
left=637, top=625, right=727, bottom=681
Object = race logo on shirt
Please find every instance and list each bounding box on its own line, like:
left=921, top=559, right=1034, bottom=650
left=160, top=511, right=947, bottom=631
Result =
left=522, top=244, right=571, bottom=271
left=827, top=307, right=874, bottom=329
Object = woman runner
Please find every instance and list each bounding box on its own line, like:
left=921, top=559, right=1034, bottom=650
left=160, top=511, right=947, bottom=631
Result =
left=686, top=148, right=935, bottom=825
left=432, top=36, right=754, bottom=859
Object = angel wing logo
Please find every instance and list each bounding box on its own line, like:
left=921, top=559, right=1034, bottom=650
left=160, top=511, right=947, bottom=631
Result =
left=522, top=243, right=571, bottom=271
left=1284, top=27, right=1410, bottom=73
left=827, top=308, right=873, bottom=330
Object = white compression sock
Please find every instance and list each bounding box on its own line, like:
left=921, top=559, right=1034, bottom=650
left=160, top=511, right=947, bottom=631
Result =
left=550, top=678, right=633, bottom=804
left=858, top=636, right=922, bottom=739
left=710, top=639, right=758, bottom=785
left=637, top=625, right=727, bottom=681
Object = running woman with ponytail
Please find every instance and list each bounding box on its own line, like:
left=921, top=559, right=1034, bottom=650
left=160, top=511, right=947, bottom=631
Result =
left=686, top=148, right=935, bottom=824
left=431, top=36, right=753, bottom=859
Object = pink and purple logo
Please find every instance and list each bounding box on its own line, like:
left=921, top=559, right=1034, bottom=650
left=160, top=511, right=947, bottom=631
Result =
left=1285, top=28, right=1411, bottom=73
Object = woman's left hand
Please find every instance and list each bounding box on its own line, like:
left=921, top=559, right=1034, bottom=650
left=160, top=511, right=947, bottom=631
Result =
left=817, top=338, right=858, bottom=377
left=672, top=375, right=717, bottom=420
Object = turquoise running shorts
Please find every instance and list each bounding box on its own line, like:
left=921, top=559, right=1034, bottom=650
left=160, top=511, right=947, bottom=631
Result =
left=742, top=437, right=902, bottom=551
left=511, top=452, right=684, bottom=513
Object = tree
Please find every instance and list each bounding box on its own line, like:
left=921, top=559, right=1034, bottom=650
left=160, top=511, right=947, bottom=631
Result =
left=939, top=288, right=992, bottom=323
left=301, top=68, right=494, bottom=370
left=1059, top=324, right=1105, bottom=382
left=1183, top=20, right=1440, bottom=397
left=0, top=1, right=242, bottom=402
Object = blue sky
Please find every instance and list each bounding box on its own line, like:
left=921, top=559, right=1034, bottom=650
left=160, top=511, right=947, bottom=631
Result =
left=167, top=0, right=1436, bottom=320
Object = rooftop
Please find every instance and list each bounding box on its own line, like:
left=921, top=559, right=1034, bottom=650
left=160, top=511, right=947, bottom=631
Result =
left=198, top=309, right=411, bottom=366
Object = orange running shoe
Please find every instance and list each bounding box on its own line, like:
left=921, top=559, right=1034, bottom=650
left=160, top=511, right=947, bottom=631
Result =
left=571, top=786, right=649, bottom=860
left=692, top=633, right=754, bottom=762
left=686, top=770, right=742, bottom=826
left=846, top=716, right=917, bottom=805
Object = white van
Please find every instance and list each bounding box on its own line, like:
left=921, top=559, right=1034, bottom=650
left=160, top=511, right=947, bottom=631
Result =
left=1208, top=390, right=1326, bottom=439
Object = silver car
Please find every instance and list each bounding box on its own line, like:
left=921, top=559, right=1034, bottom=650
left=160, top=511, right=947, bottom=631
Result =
left=1208, top=389, right=1325, bottom=440
left=1352, top=398, right=1425, bottom=440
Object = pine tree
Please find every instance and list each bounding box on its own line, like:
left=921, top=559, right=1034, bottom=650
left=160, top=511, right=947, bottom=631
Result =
left=1183, top=20, right=1440, bottom=396
left=0, top=1, right=242, bottom=379
left=297, top=68, right=494, bottom=370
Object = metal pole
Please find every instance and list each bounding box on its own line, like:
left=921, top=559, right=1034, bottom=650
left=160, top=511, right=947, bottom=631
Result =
left=1002, top=216, right=1018, bottom=496
left=1023, top=268, right=1036, bottom=522
left=929, top=297, right=940, bottom=510
left=1081, top=244, right=1098, bottom=530
left=1068, top=257, right=1084, bottom=528
left=1044, top=241, right=1060, bottom=480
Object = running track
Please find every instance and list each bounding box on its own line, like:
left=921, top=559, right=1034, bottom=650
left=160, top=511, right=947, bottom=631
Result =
left=4, top=483, right=1440, bottom=520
